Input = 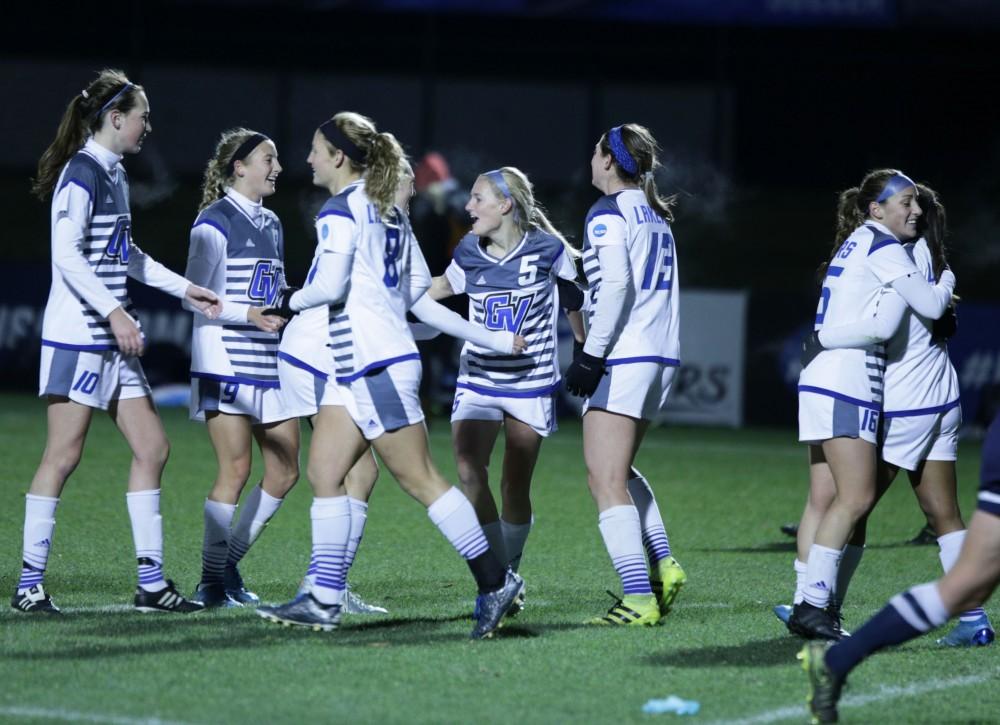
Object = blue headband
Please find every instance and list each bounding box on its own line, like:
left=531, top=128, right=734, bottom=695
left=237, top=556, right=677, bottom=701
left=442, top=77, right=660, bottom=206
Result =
left=483, top=170, right=520, bottom=223
left=608, top=126, right=638, bottom=176
left=97, top=82, right=133, bottom=119
left=484, top=169, right=511, bottom=199
left=876, top=172, right=916, bottom=203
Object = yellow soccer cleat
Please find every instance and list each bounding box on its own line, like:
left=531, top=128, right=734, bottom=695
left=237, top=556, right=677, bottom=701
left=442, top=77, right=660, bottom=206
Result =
left=586, top=591, right=660, bottom=626
left=651, top=556, right=686, bottom=619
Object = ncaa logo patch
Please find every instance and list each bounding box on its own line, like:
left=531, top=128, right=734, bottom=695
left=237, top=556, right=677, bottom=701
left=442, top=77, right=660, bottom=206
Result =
left=321, top=223, right=330, bottom=240
left=593, top=223, right=607, bottom=238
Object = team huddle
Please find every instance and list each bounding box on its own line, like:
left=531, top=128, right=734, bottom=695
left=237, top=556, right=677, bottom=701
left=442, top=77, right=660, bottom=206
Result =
left=11, top=68, right=999, bottom=711
left=12, top=69, right=685, bottom=639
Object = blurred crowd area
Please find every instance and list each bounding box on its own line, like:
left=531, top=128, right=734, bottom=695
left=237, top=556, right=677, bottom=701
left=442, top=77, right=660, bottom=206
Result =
left=2, top=1, right=999, bottom=426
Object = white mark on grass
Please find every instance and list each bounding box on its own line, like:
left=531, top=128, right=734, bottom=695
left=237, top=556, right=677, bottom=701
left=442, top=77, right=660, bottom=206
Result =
left=704, top=667, right=1000, bottom=724
left=0, top=706, right=195, bottom=725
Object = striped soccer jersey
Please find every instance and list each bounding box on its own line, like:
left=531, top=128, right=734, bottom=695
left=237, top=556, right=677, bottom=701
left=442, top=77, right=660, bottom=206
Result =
left=445, top=229, right=577, bottom=397
left=303, top=181, right=431, bottom=383
left=581, top=189, right=680, bottom=367
left=882, top=238, right=960, bottom=418
left=42, top=143, right=140, bottom=350
left=799, top=221, right=920, bottom=409
left=189, top=192, right=285, bottom=387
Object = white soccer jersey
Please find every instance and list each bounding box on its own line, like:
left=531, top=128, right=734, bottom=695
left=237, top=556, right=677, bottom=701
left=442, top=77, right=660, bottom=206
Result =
left=445, top=229, right=577, bottom=397
left=581, top=189, right=680, bottom=367
left=186, top=190, right=285, bottom=387
left=42, top=139, right=189, bottom=352
left=882, top=239, right=960, bottom=417
left=799, top=221, right=920, bottom=407
left=302, top=181, right=430, bottom=383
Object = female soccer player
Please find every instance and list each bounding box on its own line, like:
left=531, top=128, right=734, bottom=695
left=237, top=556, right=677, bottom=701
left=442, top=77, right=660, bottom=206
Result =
left=425, top=166, right=582, bottom=584
left=564, top=124, right=686, bottom=626
left=272, top=160, right=422, bottom=616
left=184, top=128, right=300, bottom=607
left=256, top=112, right=524, bottom=638
left=789, top=170, right=957, bottom=640
left=12, top=69, right=219, bottom=614
left=782, top=184, right=992, bottom=645
left=800, top=413, right=1000, bottom=724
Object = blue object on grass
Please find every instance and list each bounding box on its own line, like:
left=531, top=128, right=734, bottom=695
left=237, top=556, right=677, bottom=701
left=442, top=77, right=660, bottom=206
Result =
left=642, top=695, right=700, bottom=715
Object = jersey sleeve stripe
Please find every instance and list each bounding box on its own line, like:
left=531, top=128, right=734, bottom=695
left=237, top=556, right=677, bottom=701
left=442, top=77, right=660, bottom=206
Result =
left=318, top=209, right=355, bottom=222
left=59, top=177, right=94, bottom=199
left=194, top=219, right=227, bottom=238
left=868, top=238, right=900, bottom=255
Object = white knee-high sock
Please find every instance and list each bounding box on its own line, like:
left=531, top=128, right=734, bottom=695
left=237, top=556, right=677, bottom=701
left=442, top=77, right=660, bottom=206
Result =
left=627, top=470, right=672, bottom=564
left=427, top=487, right=490, bottom=560
left=793, top=558, right=807, bottom=605
left=202, top=499, right=236, bottom=584
left=18, top=494, right=59, bottom=591
left=802, top=544, right=841, bottom=608
left=501, top=518, right=532, bottom=572
left=481, top=520, right=507, bottom=566
left=832, top=544, right=864, bottom=609
left=344, top=497, right=369, bottom=574
left=310, top=496, right=351, bottom=606
left=126, top=490, right=166, bottom=592
left=227, top=484, right=283, bottom=566
left=938, top=530, right=986, bottom=622
left=598, top=505, right=652, bottom=596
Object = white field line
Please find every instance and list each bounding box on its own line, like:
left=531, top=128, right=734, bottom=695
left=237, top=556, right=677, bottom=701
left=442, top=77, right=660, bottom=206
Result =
left=704, top=667, right=1000, bottom=725
left=0, top=706, right=196, bottom=725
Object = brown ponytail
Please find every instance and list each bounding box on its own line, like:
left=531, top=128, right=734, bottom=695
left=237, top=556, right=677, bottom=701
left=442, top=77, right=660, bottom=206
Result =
left=32, top=69, right=143, bottom=200
left=598, top=123, right=676, bottom=223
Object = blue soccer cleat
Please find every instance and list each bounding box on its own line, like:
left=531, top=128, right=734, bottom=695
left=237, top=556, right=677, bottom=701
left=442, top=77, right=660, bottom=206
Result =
left=937, top=615, right=995, bottom=647
left=774, top=603, right=793, bottom=625
left=223, top=564, right=259, bottom=606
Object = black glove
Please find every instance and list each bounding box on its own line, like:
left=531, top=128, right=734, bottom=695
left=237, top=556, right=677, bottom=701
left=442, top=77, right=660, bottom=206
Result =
left=557, top=277, right=585, bottom=312
left=932, top=306, right=957, bottom=342
left=564, top=351, right=606, bottom=398
left=263, top=286, right=300, bottom=320
left=573, top=338, right=584, bottom=360
left=800, top=330, right=824, bottom=370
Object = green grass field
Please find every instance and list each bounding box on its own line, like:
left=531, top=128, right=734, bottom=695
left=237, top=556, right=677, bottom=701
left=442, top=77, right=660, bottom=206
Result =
left=1, top=392, right=996, bottom=724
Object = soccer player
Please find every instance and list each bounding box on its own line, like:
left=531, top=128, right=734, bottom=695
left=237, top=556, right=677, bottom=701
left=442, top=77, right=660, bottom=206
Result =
left=789, top=170, right=957, bottom=640
left=424, top=166, right=584, bottom=601
left=184, top=129, right=301, bottom=607
left=255, top=112, right=524, bottom=637
left=563, top=124, right=687, bottom=626
left=800, top=413, right=1000, bottom=723
left=778, top=184, right=993, bottom=645
left=272, top=160, right=420, bottom=616
left=12, top=69, right=219, bottom=615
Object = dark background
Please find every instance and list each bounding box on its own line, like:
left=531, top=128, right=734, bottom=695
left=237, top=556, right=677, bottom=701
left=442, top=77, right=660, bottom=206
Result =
left=2, top=0, right=998, bottom=424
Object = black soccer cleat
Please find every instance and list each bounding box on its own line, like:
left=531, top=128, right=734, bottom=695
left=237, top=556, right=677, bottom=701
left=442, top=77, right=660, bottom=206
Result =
left=257, top=593, right=341, bottom=632
left=798, top=640, right=845, bottom=723
left=134, top=580, right=205, bottom=614
left=11, top=584, right=62, bottom=615
left=787, top=601, right=844, bottom=641
left=224, top=564, right=259, bottom=606
left=470, top=569, right=524, bottom=640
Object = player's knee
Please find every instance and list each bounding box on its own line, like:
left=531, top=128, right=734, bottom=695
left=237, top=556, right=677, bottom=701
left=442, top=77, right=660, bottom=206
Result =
left=135, top=435, right=170, bottom=472
left=42, top=444, right=84, bottom=481
left=221, top=456, right=252, bottom=487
